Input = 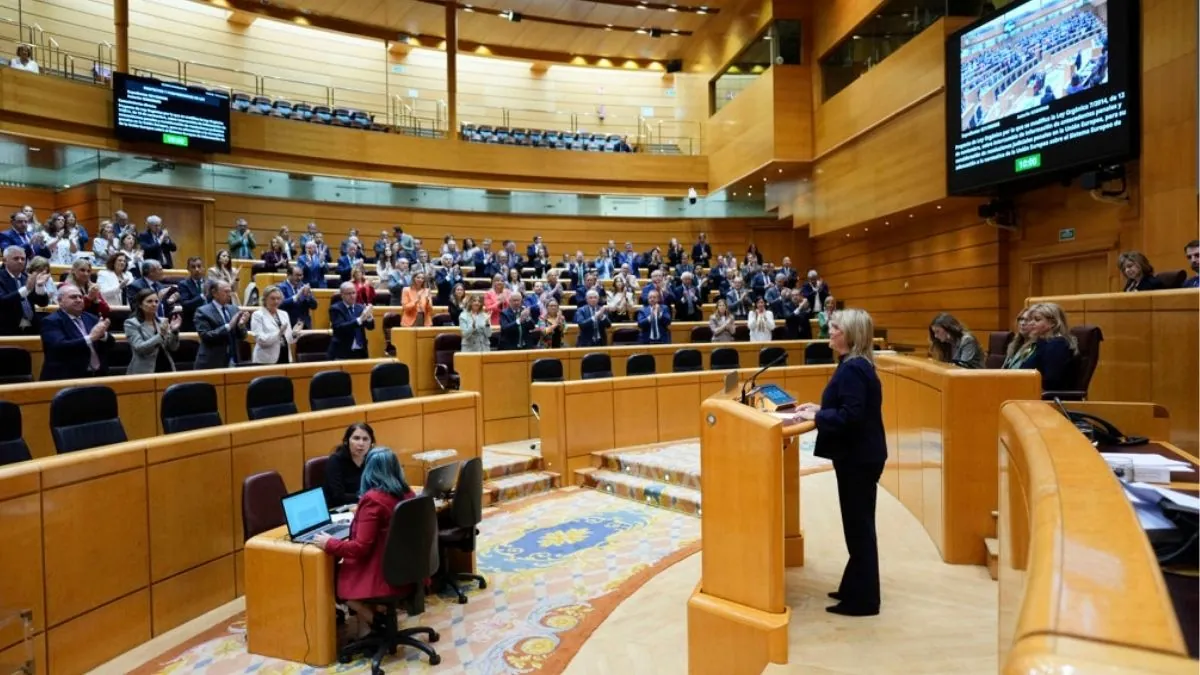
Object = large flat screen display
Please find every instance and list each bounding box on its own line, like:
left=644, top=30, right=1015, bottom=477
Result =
left=113, top=72, right=231, bottom=153
left=945, top=0, right=1138, bottom=195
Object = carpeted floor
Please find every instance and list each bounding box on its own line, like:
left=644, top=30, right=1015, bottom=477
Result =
left=131, top=489, right=700, bottom=675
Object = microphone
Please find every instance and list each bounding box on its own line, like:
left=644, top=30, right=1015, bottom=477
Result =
left=740, top=349, right=789, bottom=406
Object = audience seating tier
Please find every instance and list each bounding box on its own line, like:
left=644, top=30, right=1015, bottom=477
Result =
left=453, top=339, right=855, bottom=445
left=1027, top=289, right=1199, bottom=454
left=0, top=391, right=481, bottom=675
left=875, top=354, right=1041, bottom=565
left=0, top=359, right=394, bottom=460
left=998, top=400, right=1194, bottom=674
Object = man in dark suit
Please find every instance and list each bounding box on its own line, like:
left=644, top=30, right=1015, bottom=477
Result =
left=776, top=288, right=812, bottom=339
left=799, top=270, right=831, bottom=313
left=691, top=233, right=712, bottom=268
left=328, top=282, right=374, bottom=360
left=525, top=235, right=545, bottom=261
left=175, top=256, right=208, bottom=333
left=0, top=212, right=36, bottom=258
left=574, top=290, right=611, bottom=347
left=127, top=260, right=177, bottom=312
left=636, top=289, right=672, bottom=345
left=39, top=285, right=114, bottom=380
left=0, top=245, right=51, bottom=336
left=138, top=215, right=178, bottom=269
left=779, top=257, right=799, bottom=289
left=193, top=280, right=250, bottom=369
left=1184, top=240, right=1199, bottom=288
left=673, top=271, right=703, bottom=322
left=279, top=264, right=318, bottom=329
left=498, top=293, right=537, bottom=350
left=336, top=242, right=365, bottom=282
left=566, top=251, right=590, bottom=290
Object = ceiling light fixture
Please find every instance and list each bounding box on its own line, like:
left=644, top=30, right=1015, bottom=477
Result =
left=464, top=3, right=474, bottom=11
left=697, top=5, right=708, bottom=13
left=667, top=4, right=678, bottom=11
left=635, top=28, right=647, bottom=34
left=605, top=23, right=613, bottom=30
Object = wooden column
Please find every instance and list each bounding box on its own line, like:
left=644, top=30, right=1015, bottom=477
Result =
left=445, top=0, right=458, bottom=138
left=114, top=0, right=129, bottom=73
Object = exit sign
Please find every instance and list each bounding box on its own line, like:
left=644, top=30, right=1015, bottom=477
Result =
left=1059, top=228, right=1076, bottom=242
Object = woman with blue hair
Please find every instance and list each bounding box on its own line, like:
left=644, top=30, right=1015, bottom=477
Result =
left=313, top=448, right=415, bottom=636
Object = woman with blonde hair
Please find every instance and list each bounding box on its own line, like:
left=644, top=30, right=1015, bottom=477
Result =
left=249, top=285, right=303, bottom=364
left=1002, top=302, right=1077, bottom=391
left=927, top=313, right=984, bottom=368
left=606, top=275, right=634, bottom=323
left=459, top=294, right=492, bottom=352
left=400, top=271, right=433, bottom=327
left=796, top=308, right=886, bottom=617
left=91, top=220, right=117, bottom=265
left=1118, top=251, right=1164, bottom=292
left=709, top=297, right=736, bottom=342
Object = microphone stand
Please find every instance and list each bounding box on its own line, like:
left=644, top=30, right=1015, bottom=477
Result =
left=740, top=350, right=790, bottom=406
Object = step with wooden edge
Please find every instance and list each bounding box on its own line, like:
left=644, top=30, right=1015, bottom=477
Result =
left=589, top=443, right=702, bottom=490
left=575, top=467, right=701, bottom=516
left=481, top=451, right=544, bottom=480
left=985, top=537, right=999, bottom=580
left=484, top=470, right=560, bottom=505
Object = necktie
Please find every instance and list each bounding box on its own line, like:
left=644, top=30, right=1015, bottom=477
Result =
left=17, top=275, right=33, bottom=322
left=221, top=304, right=236, bottom=365
left=650, top=308, right=659, bottom=341
left=351, top=306, right=363, bottom=351
left=74, top=316, right=101, bottom=371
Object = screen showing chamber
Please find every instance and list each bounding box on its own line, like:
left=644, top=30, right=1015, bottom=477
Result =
left=945, top=0, right=1138, bottom=195
left=113, top=72, right=231, bottom=153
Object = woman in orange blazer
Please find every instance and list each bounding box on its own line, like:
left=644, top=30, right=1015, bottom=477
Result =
left=400, top=271, right=434, bottom=326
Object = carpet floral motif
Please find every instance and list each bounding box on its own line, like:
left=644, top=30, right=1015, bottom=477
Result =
left=135, top=489, right=699, bottom=675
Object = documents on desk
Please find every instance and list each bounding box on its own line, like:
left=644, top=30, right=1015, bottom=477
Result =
left=1102, top=452, right=1192, bottom=484
left=1123, top=483, right=1200, bottom=542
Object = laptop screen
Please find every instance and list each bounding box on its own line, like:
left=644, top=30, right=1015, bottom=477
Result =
left=282, top=488, right=331, bottom=537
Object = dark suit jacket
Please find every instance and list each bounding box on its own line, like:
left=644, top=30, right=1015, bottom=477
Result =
left=329, top=301, right=374, bottom=359
left=0, top=269, right=49, bottom=335
left=126, top=277, right=175, bottom=312
left=636, top=305, right=672, bottom=344
left=799, top=282, right=831, bottom=310
left=1124, top=276, right=1166, bottom=292
left=498, top=308, right=537, bottom=350
left=0, top=228, right=34, bottom=258
left=1013, top=336, right=1076, bottom=392
left=138, top=231, right=177, bottom=268
left=814, top=357, right=887, bottom=465
left=297, top=255, right=327, bottom=288
left=279, top=282, right=318, bottom=329
left=337, top=255, right=364, bottom=282
left=193, top=301, right=247, bottom=370
left=574, top=304, right=611, bottom=347
left=39, top=309, right=114, bottom=380
left=691, top=242, right=712, bottom=266
left=175, top=277, right=207, bottom=332
left=673, top=284, right=703, bottom=322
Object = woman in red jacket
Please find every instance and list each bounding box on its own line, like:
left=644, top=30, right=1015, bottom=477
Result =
left=313, top=448, right=415, bottom=635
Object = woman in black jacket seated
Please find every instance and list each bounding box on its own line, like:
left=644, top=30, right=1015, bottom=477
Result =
left=796, top=308, right=887, bottom=617
left=1001, top=302, right=1077, bottom=391
left=1118, top=251, right=1165, bottom=293
left=324, top=422, right=376, bottom=507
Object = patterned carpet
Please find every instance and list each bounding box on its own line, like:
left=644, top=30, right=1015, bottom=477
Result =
left=132, top=489, right=700, bottom=675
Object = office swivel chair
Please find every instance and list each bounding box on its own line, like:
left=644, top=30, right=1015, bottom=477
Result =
left=303, top=456, right=329, bottom=491
left=338, top=496, right=441, bottom=670
left=531, top=358, right=564, bottom=382
left=672, top=348, right=702, bottom=372
left=0, top=347, right=33, bottom=384
left=161, top=382, right=222, bottom=434
left=626, top=353, right=656, bottom=376
left=241, top=471, right=288, bottom=542
left=804, top=342, right=835, bottom=365
left=370, top=362, right=413, bottom=402
left=580, top=353, right=612, bottom=379
left=709, top=347, right=740, bottom=370
left=759, top=346, right=788, bottom=367
left=437, top=457, right=487, bottom=604
left=0, top=401, right=32, bottom=466
left=49, top=386, right=127, bottom=454
left=309, top=370, right=356, bottom=411
left=246, top=376, right=298, bottom=420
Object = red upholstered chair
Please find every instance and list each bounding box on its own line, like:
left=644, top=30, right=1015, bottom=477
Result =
left=433, top=333, right=462, bottom=391
left=985, top=331, right=1014, bottom=369
left=1155, top=269, right=1186, bottom=289
left=304, top=456, right=329, bottom=491
left=242, top=471, right=288, bottom=542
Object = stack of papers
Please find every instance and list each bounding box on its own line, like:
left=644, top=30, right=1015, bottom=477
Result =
left=1101, top=452, right=1192, bottom=484
left=770, top=410, right=808, bottom=425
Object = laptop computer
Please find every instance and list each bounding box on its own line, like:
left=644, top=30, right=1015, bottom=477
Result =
left=282, top=487, right=350, bottom=543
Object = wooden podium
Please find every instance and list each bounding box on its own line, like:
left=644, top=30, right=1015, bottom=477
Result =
left=687, top=392, right=813, bottom=675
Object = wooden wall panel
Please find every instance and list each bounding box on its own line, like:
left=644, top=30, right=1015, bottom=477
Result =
left=45, top=589, right=151, bottom=675
left=812, top=205, right=1006, bottom=346
left=150, top=555, right=236, bottom=636
left=809, top=95, right=955, bottom=236
left=0, top=186, right=55, bottom=221
left=814, top=19, right=970, bottom=156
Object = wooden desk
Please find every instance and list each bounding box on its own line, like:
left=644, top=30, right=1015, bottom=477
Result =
left=1028, top=289, right=1199, bottom=455
left=998, top=400, right=1197, bottom=674
left=244, top=526, right=337, bottom=666
left=686, top=396, right=813, bottom=675
left=245, top=501, right=473, bottom=667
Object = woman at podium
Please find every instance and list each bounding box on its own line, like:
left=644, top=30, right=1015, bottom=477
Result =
left=797, top=308, right=886, bottom=616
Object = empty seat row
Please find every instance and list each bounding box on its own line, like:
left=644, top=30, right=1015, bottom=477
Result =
left=566, top=345, right=809, bottom=380
left=226, top=92, right=389, bottom=132
left=0, top=362, right=414, bottom=465
left=460, top=124, right=633, bottom=152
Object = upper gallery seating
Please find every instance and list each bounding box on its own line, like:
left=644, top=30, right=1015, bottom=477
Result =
left=460, top=124, right=635, bottom=152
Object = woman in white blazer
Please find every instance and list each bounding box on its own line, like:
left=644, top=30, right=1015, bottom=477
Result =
left=249, top=285, right=304, bottom=365
left=748, top=297, right=775, bottom=342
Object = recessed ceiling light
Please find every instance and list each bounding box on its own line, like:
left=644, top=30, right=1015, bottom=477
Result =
left=667, top=4, right=678, bottom=11
left=936, top=205, right=942, bottom=209
left=845, top=233, right=851, bottom=238
left=908, top=213, right=914, bottom=218
left=864, top=227, right=869, bottom=232
left=635, top=28, right=647, bottom=34
left=762, top=177, right=767, bottom=181
left=29, top=147, right=41, bottom=152
left=464, top=3, right=474, bottom=10
left=733, top=192, right=738, bottom=196
left=605, top=23, right=613, bottom=29
left=777, top=168, right=783, bottom=173
left=884, top=220, right=889, bottom=225
left=697, top=6, right=707, bottom=13
left=852, top=35, right=862, bottom=40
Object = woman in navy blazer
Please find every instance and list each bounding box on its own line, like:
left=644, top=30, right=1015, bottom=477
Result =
left=1001, top=302, right=1077, bottom=391
left=797, top=308, right=886, bottom=616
